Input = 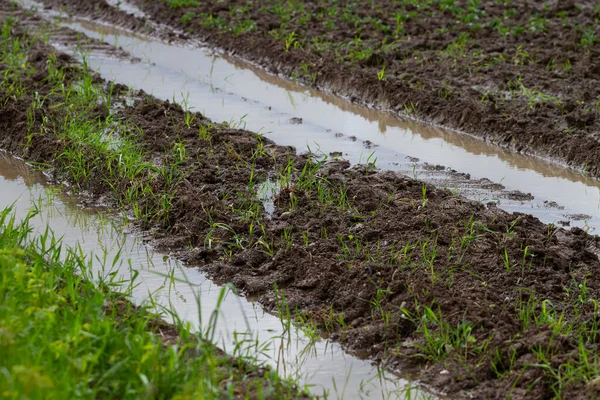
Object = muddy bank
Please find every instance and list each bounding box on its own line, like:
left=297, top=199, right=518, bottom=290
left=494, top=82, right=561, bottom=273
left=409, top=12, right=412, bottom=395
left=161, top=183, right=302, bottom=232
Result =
left=3, top=3, right=600, bottom=398
left=0, top=206, right=305, bottom=400
left=100, top=294, right=305, bottom=398
left=39, top=0, right=600, bottom=179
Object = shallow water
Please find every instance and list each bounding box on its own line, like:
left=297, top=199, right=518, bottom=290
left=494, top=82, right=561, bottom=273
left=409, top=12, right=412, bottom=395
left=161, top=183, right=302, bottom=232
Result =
left=0, top=153, right=436, bottom=399
left=51, top=16, right=600, bottom=233
left=104, top=0, right=146, bottom=18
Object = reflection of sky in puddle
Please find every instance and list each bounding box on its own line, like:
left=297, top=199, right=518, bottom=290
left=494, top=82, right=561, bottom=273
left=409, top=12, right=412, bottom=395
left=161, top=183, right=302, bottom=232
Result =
left=104, top=0, right=146, bottom=18
left=0, top=151, right=435, bottom=399
left=46, top=17, right=600, bottom=233
left=257, top=179, right=280, bottom=218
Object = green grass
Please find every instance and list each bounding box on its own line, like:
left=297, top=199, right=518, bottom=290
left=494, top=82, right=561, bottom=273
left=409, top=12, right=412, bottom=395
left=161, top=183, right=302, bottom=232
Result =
left=165, top=0, right=199, bottom=8
left=0, top=206, right=303, bottom=399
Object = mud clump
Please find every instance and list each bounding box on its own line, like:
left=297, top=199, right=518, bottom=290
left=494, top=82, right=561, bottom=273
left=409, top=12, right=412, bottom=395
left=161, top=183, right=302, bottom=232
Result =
left=505, top=190, right=535, bottom=202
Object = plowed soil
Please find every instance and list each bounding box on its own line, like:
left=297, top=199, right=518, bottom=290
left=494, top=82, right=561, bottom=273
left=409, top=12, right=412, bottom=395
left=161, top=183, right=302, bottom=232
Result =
left=3, top=1, right=600, bottom=399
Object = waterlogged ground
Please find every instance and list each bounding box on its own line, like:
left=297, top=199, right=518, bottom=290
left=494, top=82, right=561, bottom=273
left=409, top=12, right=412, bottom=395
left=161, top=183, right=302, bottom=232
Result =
left=93, top=0, right=600, bottom=179
left=3, top=1, right=600, bottom=399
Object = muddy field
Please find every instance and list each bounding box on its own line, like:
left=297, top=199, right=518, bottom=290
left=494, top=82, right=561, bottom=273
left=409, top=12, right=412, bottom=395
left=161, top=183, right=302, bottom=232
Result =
left=39, top=0, right=600, bottom=179
left=3, top=0, right=600, bottom=399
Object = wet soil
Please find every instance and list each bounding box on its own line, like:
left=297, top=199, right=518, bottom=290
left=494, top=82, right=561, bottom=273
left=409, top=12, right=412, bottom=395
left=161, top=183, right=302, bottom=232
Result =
left=41, top=0, right=600, bottom=179
left=29, top=0, right=600, bottom=233
left=3, top=2, right=600, bottom=398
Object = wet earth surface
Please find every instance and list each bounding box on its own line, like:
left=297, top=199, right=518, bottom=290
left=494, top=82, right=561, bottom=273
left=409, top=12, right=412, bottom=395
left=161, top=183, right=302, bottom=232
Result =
left=23, top=0, right=600, bottom=233
left=117, top=0, right=600, bottom=179
left=3, top=1, right=600, bottom=399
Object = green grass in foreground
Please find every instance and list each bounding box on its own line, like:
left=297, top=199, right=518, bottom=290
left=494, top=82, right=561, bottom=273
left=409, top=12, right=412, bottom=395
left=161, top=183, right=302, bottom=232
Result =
left=0, top=207, right=302, bottom=399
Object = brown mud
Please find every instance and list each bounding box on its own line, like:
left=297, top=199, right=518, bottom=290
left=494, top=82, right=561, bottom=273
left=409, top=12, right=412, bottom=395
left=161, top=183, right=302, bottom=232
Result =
left=40, top=0, right=600, bottom=179
left=3, top=2, right=600, bottom=398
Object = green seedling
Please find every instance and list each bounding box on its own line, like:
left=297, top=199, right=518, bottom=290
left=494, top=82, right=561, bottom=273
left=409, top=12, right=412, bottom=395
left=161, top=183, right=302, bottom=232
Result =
left=377, top=65, right=386, bottom=81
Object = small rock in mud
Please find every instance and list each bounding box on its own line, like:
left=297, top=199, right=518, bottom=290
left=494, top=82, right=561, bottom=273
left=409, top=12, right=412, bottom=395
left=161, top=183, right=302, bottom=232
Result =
left=279, top=211, right=293, bottom=220
left=586, top=376, right=600, bottom=392
left=505, top=190, right=534, bottom=201
left=564, top=213, right=592, bottom=221
left=334, top=132, right=344, bottom=138
left=318, top=159, right=350, bottom=176
left=362, top=140, right=378, bottom=149
left=289, top=117, right=303, bottom=124
left=348, top=135, right=358, bottom=142
left=423, top=163, right=446, bottom=171
left=349, top=223, right=364, bottom=233
left=543, top=200, right=565, bottom=210
left=447, top=169, right=471, bottom=180
left=476, top=177, right=505, bottom=191
left=329, top=151, right=343, bottom=157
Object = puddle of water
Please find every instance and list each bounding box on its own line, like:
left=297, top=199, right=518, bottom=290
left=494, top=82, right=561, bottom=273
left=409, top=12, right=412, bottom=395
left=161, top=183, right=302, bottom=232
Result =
left=104, top=0, right=146, bottom=18
left=0, top=153, right=436, bottom=399
left=257, top=179, right=280, bottom=218
left=40, top=17, right=598, bottom=233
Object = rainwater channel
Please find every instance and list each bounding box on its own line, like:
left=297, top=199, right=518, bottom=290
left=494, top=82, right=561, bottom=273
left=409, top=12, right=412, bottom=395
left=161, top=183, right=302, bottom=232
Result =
left=15, top=0, right=600, bottom=231
left=6, top=0, right=600, bottom=398
left=55, top=9, right=600, bottom=233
